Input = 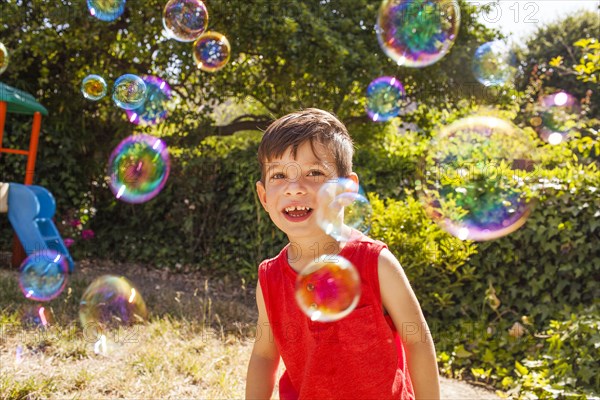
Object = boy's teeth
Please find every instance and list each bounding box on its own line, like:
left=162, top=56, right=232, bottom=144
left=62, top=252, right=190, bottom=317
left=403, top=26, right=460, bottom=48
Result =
left=285, top=206, right=311, bottom=212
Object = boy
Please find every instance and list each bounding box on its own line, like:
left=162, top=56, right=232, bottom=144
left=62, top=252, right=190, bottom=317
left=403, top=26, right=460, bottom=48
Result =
left=246, top=109, right=440, bottom=399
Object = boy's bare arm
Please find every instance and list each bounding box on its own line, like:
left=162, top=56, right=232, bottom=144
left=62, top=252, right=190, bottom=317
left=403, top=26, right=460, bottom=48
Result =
left=246, top=281, right=280, bottom=400
left=378, top=249, right=441, bottom=400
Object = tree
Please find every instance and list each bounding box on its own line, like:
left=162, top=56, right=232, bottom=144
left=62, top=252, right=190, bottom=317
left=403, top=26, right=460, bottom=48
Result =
left=0, top=0, right=501, bottom=218
left=518, top=10, right=599, bottom=114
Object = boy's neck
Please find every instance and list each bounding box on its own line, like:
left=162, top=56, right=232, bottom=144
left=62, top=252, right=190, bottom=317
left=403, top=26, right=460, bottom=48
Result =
left=286, top=234, right=345, bottom=273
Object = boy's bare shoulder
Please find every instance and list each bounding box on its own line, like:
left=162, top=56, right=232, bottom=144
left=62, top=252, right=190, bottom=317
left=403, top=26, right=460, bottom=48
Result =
left=258, top=246, right=288, bottom=273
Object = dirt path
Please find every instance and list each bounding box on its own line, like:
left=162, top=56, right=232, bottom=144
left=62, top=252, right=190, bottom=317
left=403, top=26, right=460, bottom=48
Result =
left=440, top=377, right=500, bottom=399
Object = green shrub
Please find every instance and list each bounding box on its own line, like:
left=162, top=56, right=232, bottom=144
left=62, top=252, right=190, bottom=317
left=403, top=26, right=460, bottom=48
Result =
left=462, top=162, right=600, bottom=325
left=437, top=304, right=600, bottom=399
left=369, top=192, right=478, bottom=326
left=83, top=130, right=287, bottom=277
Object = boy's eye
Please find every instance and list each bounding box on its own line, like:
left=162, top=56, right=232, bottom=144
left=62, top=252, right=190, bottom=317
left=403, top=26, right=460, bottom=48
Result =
left=271, top=173, right=285, bottom=180
left=307, top=170, right=325, bottom=177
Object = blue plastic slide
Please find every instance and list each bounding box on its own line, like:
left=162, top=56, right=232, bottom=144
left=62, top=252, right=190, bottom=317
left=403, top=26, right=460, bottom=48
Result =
left=1, top=182, right=75, bottom=272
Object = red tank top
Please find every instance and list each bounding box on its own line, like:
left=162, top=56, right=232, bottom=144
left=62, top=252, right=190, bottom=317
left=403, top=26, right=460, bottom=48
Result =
left=258, top=235, right=415, bottom=399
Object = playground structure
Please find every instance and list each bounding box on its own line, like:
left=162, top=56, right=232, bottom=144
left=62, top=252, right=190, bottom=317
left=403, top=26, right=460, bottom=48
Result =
left=0, top=82, right=75, bottom=272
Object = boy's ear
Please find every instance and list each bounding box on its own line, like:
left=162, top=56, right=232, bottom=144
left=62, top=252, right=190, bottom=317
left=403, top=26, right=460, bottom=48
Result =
left=347, top=172, right=359, bottom=188
left=256, top=181, right=269, bottom=212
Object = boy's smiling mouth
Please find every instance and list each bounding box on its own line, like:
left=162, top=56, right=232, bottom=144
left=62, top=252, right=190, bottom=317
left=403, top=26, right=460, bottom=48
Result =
left=283, top=205, right=314, bottom=220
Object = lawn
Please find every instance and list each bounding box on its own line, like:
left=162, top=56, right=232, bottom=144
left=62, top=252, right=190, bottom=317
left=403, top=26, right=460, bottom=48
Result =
left=0, top=255, right=260, bottom=399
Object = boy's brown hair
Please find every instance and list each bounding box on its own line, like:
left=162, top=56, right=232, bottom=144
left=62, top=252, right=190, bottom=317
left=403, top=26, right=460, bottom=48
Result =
left=258, top=108, right=354, bottom=182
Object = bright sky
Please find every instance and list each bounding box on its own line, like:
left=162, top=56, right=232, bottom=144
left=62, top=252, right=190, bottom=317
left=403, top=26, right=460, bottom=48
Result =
left=469, top=0, right=599, bottom=44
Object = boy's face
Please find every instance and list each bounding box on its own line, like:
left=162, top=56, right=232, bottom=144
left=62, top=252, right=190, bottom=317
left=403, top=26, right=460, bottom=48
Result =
left=256, top=141, right=358, bottom=241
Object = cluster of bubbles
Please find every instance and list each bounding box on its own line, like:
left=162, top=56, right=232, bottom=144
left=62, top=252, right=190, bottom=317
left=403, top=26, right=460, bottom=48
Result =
left=87, top=0, right=127, bottom=22
left=368, top=0, right=575, bottom=246
left=79, top=0, right=234, bottom=206
left=472, top=40, right=516, bottom=87
left=530, top=92, right=580, bottom=145
left=162, top=0, right=231, bottom=72
left=295, top=255, right=361, bottom=322
left=80, top=75, right=171, bottom=204
left=366, top=0, right=460, bottom=124
left=108, top=134, right=171, bottom=204
left=17, top=250, right=148, bottom=347
left=85, top=0, right=232, bottom=72
left=0, top=42, right=8, bottom=75
left=81, top=73, right=147, bottom=111
left=293, top=178, right=372, bottom=322
left=417, top=116, right=537, bottom=241
left=125, top=76, right=172, bottom=126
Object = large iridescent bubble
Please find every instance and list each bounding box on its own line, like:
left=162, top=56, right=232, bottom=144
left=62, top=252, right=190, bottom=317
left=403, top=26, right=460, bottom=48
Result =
left=81, top=74, right=108, bottom=101
left=530, top=92, right=580, bottom=145
left=163, top=0, right=208, bottom=42
left=108, top=134, right=170, bottom=204
left=472, top=40, right=516, bottom=86
left=125, top=76, right=172, bottom=126
left=376, top=0, right=460, bottom=68
left=19, top=250, right=69, bottom=302
left=316, top=178, right=373, bottom=242
left=112, top=74, right=147, bottom=110
left=193, top=31, right=231, bottom=72
left=366, top=76, right=405, bottom=122
left=87, top=0, right=126, bottom=22
left=295, top=255, right=361, bottom=322
left=417, top=116, right=537, bottom=241
left=0, top=42, right=9, bottom=75
left=79, top=275, right=148, bottom=331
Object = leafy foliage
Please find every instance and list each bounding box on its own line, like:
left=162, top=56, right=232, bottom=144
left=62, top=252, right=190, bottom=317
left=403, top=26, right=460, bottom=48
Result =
left=518, top=10, right=599, bottom=115
left=436, top=305, right=600, bottom=399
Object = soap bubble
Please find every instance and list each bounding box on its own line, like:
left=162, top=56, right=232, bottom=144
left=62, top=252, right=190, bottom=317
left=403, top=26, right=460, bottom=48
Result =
left=79, top=275, right=147, bottom=332
left=418, top=116, right=537, bottom=241
left=193, top=31, right=231, bottom=72
left=19, top=250, right=69, bottom=302
left=108, top=134, right=170, bottom=204
left=376, top=0, right=460, bottom=68
left=316, top=178, right=373, bottom=242
left=530, top=92, right=580, bottom=145
left=20, top=304, right=54, bottom=328
left=0, top=42, right=9, bottom=75
left=87, top=0, right=126, bottom=22
left=366, top=76, right=405, bottom=122
left=472, top=40, right=516, bottom=86
left=295, top=255, right=361, bottom=322
left=163, top=0, right=209, bottom=42
left=81, top=74, right=108, bottom=101
left=125, top=75, right=172, bottom=126
left=112, top=74, right=147, bottom=110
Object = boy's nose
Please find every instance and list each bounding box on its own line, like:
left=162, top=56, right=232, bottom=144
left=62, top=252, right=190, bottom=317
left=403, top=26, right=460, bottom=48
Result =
left=285, top=178, right=307, bottom=196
